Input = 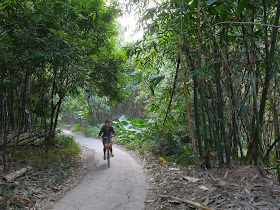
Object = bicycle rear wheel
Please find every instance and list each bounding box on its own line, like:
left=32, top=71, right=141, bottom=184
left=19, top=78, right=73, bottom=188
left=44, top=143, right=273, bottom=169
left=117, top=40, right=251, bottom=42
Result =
left=107, top=148, right=110, bottom=168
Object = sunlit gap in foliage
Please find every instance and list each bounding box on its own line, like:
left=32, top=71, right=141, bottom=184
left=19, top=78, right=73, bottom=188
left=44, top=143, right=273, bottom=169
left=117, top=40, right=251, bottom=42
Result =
left=116, top=0, right=159, bottom=43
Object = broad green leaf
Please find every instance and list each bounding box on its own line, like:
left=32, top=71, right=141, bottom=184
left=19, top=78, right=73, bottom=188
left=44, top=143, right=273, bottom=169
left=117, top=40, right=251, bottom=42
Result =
left=237, top=0, right=249, bottom=16
left=119, top=115, right=131, bottom=123
left=132, top=118, right=147, bottom=124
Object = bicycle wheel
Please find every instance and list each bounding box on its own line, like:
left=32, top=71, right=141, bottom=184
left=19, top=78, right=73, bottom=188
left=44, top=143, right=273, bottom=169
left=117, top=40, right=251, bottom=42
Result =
left=107, top=148, right=110, bottom=168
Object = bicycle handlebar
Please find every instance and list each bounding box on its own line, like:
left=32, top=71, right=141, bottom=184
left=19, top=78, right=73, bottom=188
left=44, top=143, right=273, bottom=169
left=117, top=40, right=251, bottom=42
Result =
left=102, top=135, right=115, bottom=139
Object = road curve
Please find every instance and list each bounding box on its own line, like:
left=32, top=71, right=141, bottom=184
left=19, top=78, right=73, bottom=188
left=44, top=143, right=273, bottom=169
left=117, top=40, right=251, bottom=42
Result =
left=52, top=130, right=147, bottom=210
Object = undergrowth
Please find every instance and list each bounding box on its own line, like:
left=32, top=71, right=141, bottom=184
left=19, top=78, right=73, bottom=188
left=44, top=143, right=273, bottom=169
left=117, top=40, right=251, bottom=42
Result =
left=113, top=115, right=194, bottom=166
left=66, top=116, right=194, bottom=166
left=1, top=132, right=80, bottom=209
left=72, top=124, right=101, bottom=138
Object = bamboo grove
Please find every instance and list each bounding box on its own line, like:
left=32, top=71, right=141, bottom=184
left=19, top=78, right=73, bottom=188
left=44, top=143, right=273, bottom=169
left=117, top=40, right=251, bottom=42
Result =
left=1, top=0, right=280, bottom=181
left=0, top=0, right=124, bottom=173
left=126, top=0, right=280, bottom=178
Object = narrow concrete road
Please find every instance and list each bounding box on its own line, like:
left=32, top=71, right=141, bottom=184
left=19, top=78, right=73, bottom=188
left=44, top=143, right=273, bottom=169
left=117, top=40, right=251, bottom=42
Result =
left=52, top=130, right=147, bottom=210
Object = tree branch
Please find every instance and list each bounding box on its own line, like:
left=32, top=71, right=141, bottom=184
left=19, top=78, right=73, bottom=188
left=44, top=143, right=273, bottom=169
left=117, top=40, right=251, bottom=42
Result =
left=214, top=21, right=280, bottom=29
left=263, top=136, right=280, bottom=161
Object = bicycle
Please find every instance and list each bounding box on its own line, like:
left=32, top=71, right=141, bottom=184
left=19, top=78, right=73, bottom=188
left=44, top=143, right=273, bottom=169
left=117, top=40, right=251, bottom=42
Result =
left=103, top=136, right=113, bottom=168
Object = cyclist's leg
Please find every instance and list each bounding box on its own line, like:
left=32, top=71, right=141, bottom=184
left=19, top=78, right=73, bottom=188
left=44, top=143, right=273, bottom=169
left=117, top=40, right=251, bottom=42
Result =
left=103, top=139, right=106, bottom=160
left=110, top=147, right=114, bottom=157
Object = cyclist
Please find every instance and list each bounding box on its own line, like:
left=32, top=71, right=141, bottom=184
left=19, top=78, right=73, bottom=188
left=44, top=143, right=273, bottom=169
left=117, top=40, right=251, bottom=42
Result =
left=99, top=120, right=116, bottom=160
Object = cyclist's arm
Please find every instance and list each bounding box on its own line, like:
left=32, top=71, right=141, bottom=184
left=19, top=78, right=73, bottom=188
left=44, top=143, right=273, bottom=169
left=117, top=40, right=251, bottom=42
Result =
left=111, top=127, right=116, bottom=136
left=99, top=126, right=104, bottom=138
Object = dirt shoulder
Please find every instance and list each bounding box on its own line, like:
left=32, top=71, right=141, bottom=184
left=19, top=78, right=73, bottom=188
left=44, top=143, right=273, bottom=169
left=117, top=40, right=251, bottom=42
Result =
left=1, top=145, right=96, bottom=209
left=39, top=146, right=96, bottom=209
left=116, top=145, right=280, bottom=210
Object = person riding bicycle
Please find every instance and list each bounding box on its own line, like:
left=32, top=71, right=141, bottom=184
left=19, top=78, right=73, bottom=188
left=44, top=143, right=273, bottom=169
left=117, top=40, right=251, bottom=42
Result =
left=99, top=120, right=116, bottom=160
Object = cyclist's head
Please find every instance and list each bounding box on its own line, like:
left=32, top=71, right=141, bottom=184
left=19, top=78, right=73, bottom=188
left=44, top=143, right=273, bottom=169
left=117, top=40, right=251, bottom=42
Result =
left=105, top=120, right=110, bottom=127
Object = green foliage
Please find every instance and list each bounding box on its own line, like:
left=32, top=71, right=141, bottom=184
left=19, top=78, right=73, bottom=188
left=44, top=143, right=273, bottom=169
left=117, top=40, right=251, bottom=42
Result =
left=0, top=0, right=126, bottom=166
left=115, top=115, right=148, bottom=139
left=206, top=0, right=218, bottom=6
left=16, top=134, right=80, bottom=172
left=237, top=0, right=249, bottom=16
left=82, top=126, right=100, bottom=138
left=150, top=75, right=165, bottom=95
left=114, top=115, right=154, bottom=151
left=1, top=133, right=81, bottom=209
left=73, top=124, right=83, bottom=133
left=163, top=145, right=194, bottom=166
left=114, top=115, right=193, bottom=166
left=72, top=124, right=101, bottom=138
left=117, top=0, right=280, bottom=171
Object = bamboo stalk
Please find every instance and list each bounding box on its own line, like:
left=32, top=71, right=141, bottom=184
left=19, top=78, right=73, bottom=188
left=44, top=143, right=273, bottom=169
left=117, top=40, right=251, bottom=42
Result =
left=178, top=35, right=199, bottom=168
left=195, top=0, right=203, bottom=157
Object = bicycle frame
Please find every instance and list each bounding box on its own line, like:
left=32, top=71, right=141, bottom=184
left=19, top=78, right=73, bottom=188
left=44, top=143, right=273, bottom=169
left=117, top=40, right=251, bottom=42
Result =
left=103, top=136, right=113, bottom=167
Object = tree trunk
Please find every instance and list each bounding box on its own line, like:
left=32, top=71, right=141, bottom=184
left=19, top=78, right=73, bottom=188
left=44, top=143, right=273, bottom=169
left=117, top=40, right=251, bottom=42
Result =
left=53, top=97, right=63, bottom=136
left=45, top=68, right=57, bottom=158
left=9, top=68, right=31, bottom=169
left=3, top=166, right=33, bottom=182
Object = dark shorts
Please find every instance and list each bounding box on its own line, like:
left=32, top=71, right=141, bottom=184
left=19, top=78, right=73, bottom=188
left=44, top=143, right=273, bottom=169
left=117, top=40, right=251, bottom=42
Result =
left=102, top=138, right=112, bottom=145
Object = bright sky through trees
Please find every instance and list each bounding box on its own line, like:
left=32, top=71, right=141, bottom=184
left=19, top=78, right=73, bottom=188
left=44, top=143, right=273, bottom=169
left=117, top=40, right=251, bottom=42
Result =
left=116, top=0, right=145, bottom=43
left=117, top=11, right=144, bottom=42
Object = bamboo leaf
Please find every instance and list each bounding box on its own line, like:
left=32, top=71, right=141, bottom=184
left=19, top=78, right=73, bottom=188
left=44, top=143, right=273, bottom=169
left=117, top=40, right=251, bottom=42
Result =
left=149, top=75, right=165, bottom=95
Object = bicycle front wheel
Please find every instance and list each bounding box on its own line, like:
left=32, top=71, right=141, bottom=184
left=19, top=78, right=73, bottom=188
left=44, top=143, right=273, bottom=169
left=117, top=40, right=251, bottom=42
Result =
left=107, top=148, right=110, bottom=168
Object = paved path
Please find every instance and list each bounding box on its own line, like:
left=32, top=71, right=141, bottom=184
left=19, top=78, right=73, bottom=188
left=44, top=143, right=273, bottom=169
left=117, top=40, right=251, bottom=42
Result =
left=52, top=130, right=147, bottom=210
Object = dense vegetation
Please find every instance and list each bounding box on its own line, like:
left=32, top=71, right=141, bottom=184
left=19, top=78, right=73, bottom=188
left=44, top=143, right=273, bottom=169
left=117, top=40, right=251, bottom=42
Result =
left=0, top=0, right=125, bottom=173
left=128, top=0, right=280, bottom=175
left=62, top=0, right=280, bottom=182
left=1, top=0, right=280, bottom=185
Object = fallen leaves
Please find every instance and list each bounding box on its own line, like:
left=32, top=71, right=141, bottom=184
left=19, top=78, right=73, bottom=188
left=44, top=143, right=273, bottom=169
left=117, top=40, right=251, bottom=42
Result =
left=5, top=194, right=34, bottom=206
left=183, top=176, right=200, bottom=183
left=199, top=185, right=210, bottom=191
left=0, top=146, right=95, bottom=209
left=143, top=157, right=280, bottom=210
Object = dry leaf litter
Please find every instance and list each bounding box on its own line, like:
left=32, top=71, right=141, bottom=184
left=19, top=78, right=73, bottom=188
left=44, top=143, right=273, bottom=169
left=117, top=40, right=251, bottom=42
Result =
left=142, top=156, right=280, bottom=210
left=1, top=146, right=96, bottom=209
